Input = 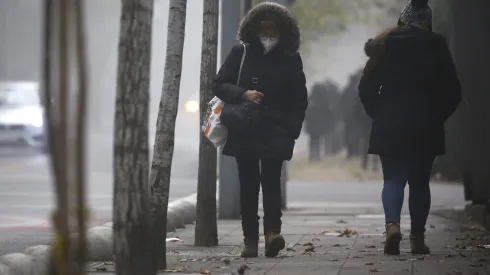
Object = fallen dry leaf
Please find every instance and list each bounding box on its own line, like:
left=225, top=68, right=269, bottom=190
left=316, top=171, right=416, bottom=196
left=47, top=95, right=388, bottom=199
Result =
left=476, top=258, right=488, bottom=262
left=200, top=268, right=211, bottom=274
left=312, top=238, right=321, bottom=242
left=163, top=269, right=184, bottom=273
left=396, top=258, right=407, bottom=261
left=337, top=220, right=348, bottom=224
left=286, top=247, right=296, bottom=252
left=222, top=258, right=231, bottom=265
left=303, top=242, right=314, bottom=246
left=237, top=264, right=250, bottom=275
left=369, top=268, right=381, bottom=272
left=336, top=228, right=358, bottom=237
left=304, top=247, right=316, bottom=253
left=365, top=263, right=374, bottom=266
left=430, top=224, right=436, bottom=229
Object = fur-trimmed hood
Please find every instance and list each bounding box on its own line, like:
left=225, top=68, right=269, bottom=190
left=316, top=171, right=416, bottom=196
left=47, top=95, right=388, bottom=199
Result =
left=237, top=2, right=301, bottom=55
left=364, top=26, right=445, bottom=59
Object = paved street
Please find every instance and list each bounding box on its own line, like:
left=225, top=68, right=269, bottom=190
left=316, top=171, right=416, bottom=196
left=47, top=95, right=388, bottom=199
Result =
left=0, top=134, right=199, bottom=255
left=89, top=205, right=489, bottom=275
left=0, top=133, right=466, bottom=256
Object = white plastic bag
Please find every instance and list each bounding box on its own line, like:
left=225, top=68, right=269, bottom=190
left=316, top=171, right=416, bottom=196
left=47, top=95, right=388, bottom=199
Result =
left=202, top=96, right=227, bottom=147
left=202, top=43, right=247, bottom=147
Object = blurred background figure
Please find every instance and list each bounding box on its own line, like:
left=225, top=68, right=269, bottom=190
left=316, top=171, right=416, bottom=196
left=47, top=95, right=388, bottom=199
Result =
left=304, top=81, right=338, bottom=162
left=321, top=80, right=342, bottom=156
left=341, top=69, right=365, bottom=159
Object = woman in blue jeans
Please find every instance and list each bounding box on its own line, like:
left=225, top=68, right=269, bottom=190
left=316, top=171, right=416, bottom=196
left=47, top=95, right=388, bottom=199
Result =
left=359, top=0, right=461, bottom=255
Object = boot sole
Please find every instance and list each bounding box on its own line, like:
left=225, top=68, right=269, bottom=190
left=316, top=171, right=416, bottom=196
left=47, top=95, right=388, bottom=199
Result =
left=384, top=232, right=402, bottom=255
left=240, top=253, right=258, bottom=258
left=265, top=237, right=286, bottom=258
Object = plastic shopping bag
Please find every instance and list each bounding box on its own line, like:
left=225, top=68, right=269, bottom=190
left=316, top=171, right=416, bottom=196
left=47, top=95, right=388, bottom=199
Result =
left=202, top=96, right=228, bottom=147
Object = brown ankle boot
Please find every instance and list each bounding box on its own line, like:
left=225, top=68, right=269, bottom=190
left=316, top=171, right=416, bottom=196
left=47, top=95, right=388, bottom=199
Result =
left=241, top=236, right=259, bottom=258
left=264, top=232, right=285, bottom=258
left=410, top=234, right=430, bottom=254
left=384, top=222, right=402, bottom=255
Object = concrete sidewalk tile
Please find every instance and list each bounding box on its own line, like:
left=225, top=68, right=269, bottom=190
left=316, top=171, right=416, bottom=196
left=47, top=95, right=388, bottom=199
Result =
left=413, top=262, right=487, bottom=275
left=265, top=257, right=342, bottom=275
left=87, top=209, right=490, bottom=274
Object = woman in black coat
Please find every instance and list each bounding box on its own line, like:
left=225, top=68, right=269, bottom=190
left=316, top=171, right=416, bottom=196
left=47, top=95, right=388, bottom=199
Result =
left=358, top=0, right=461, bottom=256
left=212, top=2, right=307, bottom=258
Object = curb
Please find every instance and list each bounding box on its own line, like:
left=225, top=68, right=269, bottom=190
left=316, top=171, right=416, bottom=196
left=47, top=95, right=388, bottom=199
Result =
left=0, top=194, right=198, bottom=275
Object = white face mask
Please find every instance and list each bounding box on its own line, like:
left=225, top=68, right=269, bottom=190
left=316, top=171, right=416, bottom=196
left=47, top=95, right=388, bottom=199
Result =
left=260, top=37, right=279, bottom=53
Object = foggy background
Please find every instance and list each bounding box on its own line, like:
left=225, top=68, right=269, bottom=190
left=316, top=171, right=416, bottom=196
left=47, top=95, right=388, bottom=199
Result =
left=0, top=0, right=469, bottom=256
left=0, top=0, right=391, bottom=163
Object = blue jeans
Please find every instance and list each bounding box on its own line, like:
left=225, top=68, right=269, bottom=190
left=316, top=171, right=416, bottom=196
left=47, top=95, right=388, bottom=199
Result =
left=380, top=155, right=435, bottom=236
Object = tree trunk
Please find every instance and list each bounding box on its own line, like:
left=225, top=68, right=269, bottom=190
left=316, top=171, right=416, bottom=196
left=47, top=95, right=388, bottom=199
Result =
left=149, top=0, right=187, bottom=269
left=113, top=0, right=154, bottom=274
left=194, top=0, right=219, bottom=247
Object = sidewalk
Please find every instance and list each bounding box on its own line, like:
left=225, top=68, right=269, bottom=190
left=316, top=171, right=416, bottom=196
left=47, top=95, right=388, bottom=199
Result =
left=88, top=206, right=490, bottom=275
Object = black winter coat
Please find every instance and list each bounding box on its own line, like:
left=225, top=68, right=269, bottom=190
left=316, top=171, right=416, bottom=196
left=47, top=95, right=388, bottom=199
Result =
left=359, top=26, right=462, bottom=157
left=212, top=43, right=308, bottom=160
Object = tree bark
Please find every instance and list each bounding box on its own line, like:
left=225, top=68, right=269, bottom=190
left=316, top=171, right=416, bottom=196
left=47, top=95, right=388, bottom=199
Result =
left=149, top=0, right=187, bottom=269
left=194, top=0, right=219, bottom=247
left=113, top=0, right=155, bottom=274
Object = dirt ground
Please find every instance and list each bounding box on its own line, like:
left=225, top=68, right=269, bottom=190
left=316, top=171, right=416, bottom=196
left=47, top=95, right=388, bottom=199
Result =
left=288, top=150, right=460, bottom=184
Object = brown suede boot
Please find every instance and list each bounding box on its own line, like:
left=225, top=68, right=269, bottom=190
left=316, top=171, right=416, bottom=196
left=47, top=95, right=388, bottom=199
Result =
left=241, top=236, right=259, bottom=258
left=410, top=234, right=430, bottom=254
left=264, top=232, right=285, bottom=258
left=384, top=222, right=402, bottom=255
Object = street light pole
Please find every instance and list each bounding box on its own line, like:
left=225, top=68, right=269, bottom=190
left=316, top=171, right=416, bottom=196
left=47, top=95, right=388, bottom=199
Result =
left=218, top=0, right=243, bottom=219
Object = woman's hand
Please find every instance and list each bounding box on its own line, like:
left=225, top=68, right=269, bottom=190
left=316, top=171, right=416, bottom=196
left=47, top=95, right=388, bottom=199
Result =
left=243, top=90, right=264, bottom=104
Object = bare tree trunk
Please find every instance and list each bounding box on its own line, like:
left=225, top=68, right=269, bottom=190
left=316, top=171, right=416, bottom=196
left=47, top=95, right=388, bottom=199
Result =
left=43, top=0, right=88, bottom=274
left=195, top=0, right=219, bottom=247
left=149, top=0, right=187, bottom=269
left=113, top=0, right=155, bottom=274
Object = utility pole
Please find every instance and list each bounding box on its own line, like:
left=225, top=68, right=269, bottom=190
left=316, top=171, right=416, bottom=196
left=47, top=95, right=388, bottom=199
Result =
left=218, top=0, right=242, bottom=219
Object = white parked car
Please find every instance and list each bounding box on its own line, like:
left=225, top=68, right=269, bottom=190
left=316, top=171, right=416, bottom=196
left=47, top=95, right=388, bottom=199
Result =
left=0, top=82, right=46, bottom=151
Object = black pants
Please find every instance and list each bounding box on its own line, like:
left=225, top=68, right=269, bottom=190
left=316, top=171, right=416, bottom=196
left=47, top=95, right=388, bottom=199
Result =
left=236, top=157, right=283, bottom=237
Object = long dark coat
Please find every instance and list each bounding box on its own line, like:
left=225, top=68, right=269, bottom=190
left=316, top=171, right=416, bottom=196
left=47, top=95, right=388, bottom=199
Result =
left=358, top=26, right=462, bottom=158
left=212, top=3, right=307, bottom=161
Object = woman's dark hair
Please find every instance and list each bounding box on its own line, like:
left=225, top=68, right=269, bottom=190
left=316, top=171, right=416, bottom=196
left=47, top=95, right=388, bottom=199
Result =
left=237, top=2, right=300, bottom=55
